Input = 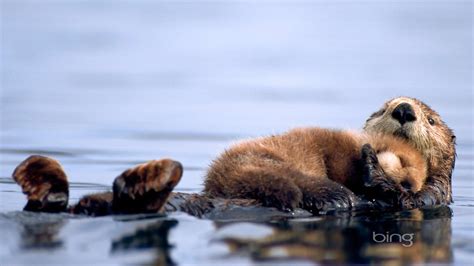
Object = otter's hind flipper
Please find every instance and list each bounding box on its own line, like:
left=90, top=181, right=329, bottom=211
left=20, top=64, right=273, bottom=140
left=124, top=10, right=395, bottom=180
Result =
left=112, top=159, right=183, bottom=214
left=68, top=159, right=183, bottom=216
left=12, top=155, right=69, bottom=213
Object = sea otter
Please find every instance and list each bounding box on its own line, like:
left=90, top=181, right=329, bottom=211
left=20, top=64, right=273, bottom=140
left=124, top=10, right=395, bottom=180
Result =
left=11, top=97, right=455, bottom=216
left=203, top=129, right=427, bottom=212
left=364, top=97, right=456, bottom=206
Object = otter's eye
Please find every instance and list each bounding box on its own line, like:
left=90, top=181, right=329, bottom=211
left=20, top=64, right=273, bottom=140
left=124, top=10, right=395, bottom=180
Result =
left=428, top=117, right=435, bottom=125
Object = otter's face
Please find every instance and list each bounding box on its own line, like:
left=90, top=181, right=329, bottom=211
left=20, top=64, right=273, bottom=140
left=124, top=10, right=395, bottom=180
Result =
left=364, top=97, right=456, bottom=172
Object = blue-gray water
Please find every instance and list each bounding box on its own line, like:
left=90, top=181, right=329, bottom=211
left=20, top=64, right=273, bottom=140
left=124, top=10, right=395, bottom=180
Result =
left=0, top=1, right=472, bottom=265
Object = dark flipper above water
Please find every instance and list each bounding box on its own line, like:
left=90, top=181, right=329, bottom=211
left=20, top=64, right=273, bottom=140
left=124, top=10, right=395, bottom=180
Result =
left=71, top=158, right=183, bottom=216
left=111, top=159, right=183, bottom=214
left=12, top=155, right=69, bottom=213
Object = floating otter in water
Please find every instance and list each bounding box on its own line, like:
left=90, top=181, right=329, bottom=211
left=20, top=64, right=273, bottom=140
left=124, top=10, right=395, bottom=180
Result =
left=11, top=97, right=455, bottom=217
left=203, top=129, right=427, bottom=212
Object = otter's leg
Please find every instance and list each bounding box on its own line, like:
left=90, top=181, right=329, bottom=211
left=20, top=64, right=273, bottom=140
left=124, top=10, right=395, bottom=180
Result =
left=361, top=144, right=415, bottom=209
left=205, top=166, right=303, bottom=212
left=71, top=159, right=183, bottom=215
left=205, top=147, right=359, bottom=214
left=293, top=177, right=359, bottom=214
left=12, top=155, right=69, bottom=212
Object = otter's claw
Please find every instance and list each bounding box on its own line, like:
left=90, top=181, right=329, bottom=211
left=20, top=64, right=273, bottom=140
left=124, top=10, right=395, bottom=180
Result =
left=112, top=159, right=183, bottom=214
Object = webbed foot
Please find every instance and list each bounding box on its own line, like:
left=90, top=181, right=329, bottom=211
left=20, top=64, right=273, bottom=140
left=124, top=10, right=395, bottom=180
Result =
left=112, top=159, right=183, bottom=214
left=12, top=155, right=69, bottom=212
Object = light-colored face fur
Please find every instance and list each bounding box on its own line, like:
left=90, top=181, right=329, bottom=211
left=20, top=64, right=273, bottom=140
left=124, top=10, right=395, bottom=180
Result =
left=364, top=97, right=455, bottom=172
left=377, top=151, right=427, bottom=192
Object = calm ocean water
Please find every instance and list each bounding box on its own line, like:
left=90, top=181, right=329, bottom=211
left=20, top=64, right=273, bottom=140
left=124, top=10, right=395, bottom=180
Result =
left=1, top=1, right=472, bottom=265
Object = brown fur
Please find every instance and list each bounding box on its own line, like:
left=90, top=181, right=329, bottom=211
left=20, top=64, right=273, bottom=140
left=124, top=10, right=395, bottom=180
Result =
left=203, top=128, right=426, bottom=212
left=364, top=97, right=456, bottom=205
left=11, top=97, right=455, bottom=216
left=70, top=192, right=113, bottom=216
left=111, top=159, right=182, bottom=214
left=12, top=155, right=69, bottom=212
left=70, top=159, right=183, bottom=215
left=369, top=134, right=428, bottom=193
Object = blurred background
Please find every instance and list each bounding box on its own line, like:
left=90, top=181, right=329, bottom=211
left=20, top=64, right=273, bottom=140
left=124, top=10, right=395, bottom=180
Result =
left=0, top=1, right=472, bottom=265
left=1, top=0, right=471, bottom=194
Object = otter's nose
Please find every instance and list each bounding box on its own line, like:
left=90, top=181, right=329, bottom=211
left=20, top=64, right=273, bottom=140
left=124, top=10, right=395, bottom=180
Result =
left=391, top=103, right=416, bottom=125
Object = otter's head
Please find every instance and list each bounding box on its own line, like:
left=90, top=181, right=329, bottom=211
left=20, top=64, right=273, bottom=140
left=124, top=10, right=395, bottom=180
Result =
left=364, top=97, right=456, bottom=175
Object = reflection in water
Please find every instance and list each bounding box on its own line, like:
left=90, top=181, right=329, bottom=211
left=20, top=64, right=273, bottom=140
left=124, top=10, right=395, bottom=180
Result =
left=14, top=212, right=67, bottom=250
left=217, top=206, right=452, bottom=265
left=21, top=221, right=65, bottom=249
left=111, top=219, right=178, bottom=266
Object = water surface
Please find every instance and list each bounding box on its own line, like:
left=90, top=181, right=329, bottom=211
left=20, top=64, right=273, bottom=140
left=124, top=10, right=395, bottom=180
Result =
left=1, top=1, right=472, bottom=265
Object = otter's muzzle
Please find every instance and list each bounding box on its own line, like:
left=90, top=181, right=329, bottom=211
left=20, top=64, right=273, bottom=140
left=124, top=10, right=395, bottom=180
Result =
left=392, top=103, right=416, bottom=125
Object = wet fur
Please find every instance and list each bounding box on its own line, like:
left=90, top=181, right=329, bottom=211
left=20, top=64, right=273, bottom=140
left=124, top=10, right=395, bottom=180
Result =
left=111, top=159, right=183, bottom=214
left=364, top=97, right=456, bottom=205
left=12, top=155, right=69, bottom=212
left=12, top=97, right=455, bottom=216
left=204, top=128, right=427, bottom=212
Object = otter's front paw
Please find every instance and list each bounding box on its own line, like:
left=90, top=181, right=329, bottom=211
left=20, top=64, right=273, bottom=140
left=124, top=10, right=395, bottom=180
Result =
left=262, top=188, right=302, bottom=212
left=361, top=144, right=385, bottom=186
left=361, top=143, right=396, bottom=200
left=361, top=144, right=415, bottom=208
left=414, top=189, right=441, bottom=207
left=253, top=179, right=303, bottom=212
left=299, top=181, right=358, bottom=214
left=112, top=159, right=183, bottom=214
left=12, top=155, right=69, bottom=213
